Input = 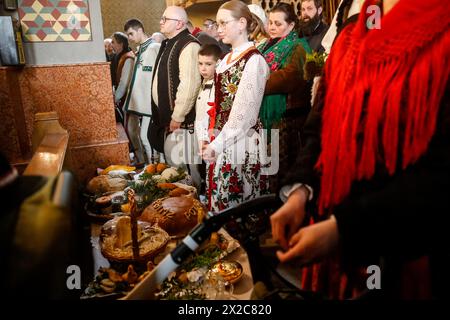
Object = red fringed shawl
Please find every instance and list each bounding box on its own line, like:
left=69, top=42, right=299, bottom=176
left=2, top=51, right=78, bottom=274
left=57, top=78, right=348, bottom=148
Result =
left=316, top=0, right=450, bottom=213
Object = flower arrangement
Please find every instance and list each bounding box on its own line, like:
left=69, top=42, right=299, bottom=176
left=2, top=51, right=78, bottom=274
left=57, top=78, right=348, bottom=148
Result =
left=303, top=51, right=329, bottom=81
left=155, top=232, right=239, bottom=300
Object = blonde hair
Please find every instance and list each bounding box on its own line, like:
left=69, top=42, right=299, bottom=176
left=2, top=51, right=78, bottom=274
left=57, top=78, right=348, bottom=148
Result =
left=219, top=0, right=257, bottom=35
left=249, top=12, right=269, bottom=42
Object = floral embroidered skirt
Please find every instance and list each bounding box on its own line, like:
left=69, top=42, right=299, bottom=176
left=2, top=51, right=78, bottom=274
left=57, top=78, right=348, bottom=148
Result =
left=206, top=141, right=270, bottom=212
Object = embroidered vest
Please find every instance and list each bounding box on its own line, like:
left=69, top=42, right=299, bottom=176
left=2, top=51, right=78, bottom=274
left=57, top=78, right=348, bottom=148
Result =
left=213, top=48, right=261, bottom=132
left=151, top=29, right=199, bottom=127
left=149, top=29, right=199, bottom=152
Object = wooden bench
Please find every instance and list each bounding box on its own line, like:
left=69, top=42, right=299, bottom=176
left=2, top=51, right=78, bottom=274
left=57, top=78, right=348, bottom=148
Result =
left=23, top=112, right=70, bottom=177
left=5, top=113, right=87, bottom=299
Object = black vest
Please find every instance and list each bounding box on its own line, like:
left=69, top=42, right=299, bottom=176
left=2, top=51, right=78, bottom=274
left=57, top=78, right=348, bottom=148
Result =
left=149, top=29, right=199, bottom=152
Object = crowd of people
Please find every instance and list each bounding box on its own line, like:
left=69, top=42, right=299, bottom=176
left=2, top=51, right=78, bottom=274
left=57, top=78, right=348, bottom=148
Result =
left=104, top=0, right=329, bottom=198
left=2, top=0, right=448, bottom=300
left=100, top=0, right=449, bottom=299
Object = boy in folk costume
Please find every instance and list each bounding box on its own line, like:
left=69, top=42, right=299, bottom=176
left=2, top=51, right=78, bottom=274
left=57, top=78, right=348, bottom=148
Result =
left=194, top=44, right=222, bottom=192
left=123, top=19, right=161, bottom=164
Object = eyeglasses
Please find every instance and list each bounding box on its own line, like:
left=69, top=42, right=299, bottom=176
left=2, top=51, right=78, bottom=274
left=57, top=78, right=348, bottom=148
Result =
left=160, top=16, right=181, bottom=24
left=216, top=19, right=236, bottom=29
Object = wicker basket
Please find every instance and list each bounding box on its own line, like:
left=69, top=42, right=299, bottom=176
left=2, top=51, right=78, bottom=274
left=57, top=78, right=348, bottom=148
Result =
left=99, top=217, right=170, bottom=264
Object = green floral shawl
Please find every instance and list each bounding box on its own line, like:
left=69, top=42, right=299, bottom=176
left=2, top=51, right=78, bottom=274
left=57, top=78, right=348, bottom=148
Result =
left=258, top=31, right=311, bottom=130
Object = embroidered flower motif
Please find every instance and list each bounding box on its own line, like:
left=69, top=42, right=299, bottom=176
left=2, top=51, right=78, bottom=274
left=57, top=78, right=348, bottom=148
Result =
left=210, top=181, right=218, bottom=194
left=270, top=62, right=279, bottom=72
left=251, top=163, right=261, bottom=174
left=229, top=184, right=242, bottom=194
left=229, top=171, right=243, bottom=194
left=266, top=52, right=275, bottom=63
left=229, top=174, right=239, bottom=185
left=222, top=164, right=232, bottom=173
left=226, top=83, right=238, bottom=95
left=260, top=175, right=269, bottom=192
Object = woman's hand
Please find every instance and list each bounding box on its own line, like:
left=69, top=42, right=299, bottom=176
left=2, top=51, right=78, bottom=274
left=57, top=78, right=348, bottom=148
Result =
left=169, top=120, right=181, bottom=132
left=202, top=145, right=216, bottom=162
left=276, top=215, right=340, bottom=265
left=270, top=187, right=309, bottom=250
left=199, top=140, right=209, bottom=155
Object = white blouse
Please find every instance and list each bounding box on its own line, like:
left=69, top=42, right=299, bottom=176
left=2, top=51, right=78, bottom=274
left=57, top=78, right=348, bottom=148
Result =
left=114, top=58, right=133, bottom=103
left=194, top=78, right=215, bottom=143
left=206, top=41, right=269, bottom=155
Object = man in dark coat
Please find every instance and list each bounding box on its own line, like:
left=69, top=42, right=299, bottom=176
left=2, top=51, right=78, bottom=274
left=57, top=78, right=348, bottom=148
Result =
left=298, top=0, right=329, bottom=52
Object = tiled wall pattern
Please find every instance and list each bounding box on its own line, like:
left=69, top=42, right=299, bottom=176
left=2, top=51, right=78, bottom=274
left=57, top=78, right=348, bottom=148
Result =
left=18, top=0, right=92, bottom=41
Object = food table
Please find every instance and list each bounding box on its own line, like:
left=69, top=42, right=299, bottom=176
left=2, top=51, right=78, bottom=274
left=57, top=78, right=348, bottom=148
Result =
left=89, top=223, right=254, bottom=300
left=83, top=164, right=254, bottom=300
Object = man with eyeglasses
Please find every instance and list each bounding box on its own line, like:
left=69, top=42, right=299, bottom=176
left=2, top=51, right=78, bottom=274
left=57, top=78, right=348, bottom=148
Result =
left=149, top=6, right=202, bottom=172
left=197, top=18, right=231, bottom=55
left=202, top=18, right=215, bottom=32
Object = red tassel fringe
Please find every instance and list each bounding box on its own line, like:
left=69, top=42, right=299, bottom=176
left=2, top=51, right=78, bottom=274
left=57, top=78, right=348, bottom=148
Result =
left=316, top=0, right=450, bottom=213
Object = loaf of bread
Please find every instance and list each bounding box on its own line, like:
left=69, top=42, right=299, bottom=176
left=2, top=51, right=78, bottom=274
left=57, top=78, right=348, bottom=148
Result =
left=100, top=216, right=170, bottom=263
left=139, top=196, right=206, bottom=237
left=86, top=175, right=128, bottom=194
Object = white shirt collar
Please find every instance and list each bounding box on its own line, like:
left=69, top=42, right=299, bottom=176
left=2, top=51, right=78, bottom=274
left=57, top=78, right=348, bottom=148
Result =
left=225, top=41, right=255, bottom=65
left=231, top=41, right=254, bottom=55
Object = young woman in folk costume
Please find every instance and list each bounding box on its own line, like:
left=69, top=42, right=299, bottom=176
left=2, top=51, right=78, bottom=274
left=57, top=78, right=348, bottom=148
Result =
left=200, top=0, right=270, bottom=212
left=258, top=2, right=312, bottom=192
